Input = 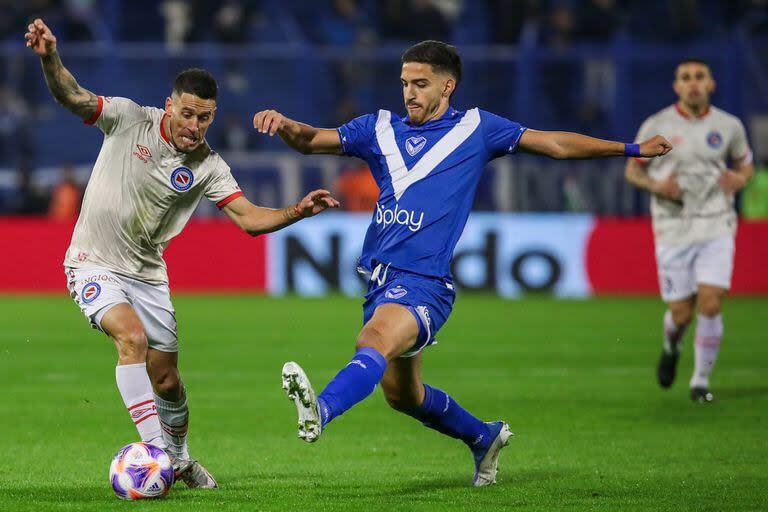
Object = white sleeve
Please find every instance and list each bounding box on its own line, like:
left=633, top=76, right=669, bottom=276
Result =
left=205, top=157, right=243, bottom=208
left=729, top=118, right=753, bottom=167
left=84, top=96, right=150, bottom=136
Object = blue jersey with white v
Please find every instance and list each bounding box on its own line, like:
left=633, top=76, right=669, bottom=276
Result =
left=338, top=106, right=526, bottom=279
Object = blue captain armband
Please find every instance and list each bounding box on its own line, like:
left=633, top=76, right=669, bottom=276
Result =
left=624, top=143, right=641, bottom=157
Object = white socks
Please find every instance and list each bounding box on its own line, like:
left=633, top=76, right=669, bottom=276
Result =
left=115, top=363, right=165, bottom=448
left=154, top=386, right=190, bottom=459
left=691, top=314, right=723, bottom=389
left=663, top=310, right=689, bottom=354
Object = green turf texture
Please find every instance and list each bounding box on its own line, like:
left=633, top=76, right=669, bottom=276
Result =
left=1, top=295, right=766, bottom=511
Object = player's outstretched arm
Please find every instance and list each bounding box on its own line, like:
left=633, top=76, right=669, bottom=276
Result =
left=253, top=110, right=342, bottom=155
left=519, top=130, right=672, bottom=160
left=25, top=18, right=99, bottom=121
left=221, top=190, right=340, bottom=236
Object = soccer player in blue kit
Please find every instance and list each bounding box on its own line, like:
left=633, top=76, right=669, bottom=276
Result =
left=254, top=41, right=672, bottom=486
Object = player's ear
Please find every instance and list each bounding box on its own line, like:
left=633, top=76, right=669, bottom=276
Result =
left=443, top=78, right=455, bottom=99
left=164, top=96, right=172, bottom=114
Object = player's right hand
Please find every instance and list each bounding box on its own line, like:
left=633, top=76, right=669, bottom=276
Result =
left=651, top=173, right=682, bottom=201
left=24, top=18, right=57, bottom=57
left=253, top=109, right=287, bottom=136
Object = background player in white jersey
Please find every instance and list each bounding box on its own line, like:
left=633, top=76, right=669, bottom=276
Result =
left=25, top=18, right=339, bottom=487
left=625, top=59, right=754, bottom=403
left=253, top=41, right=671, bottom=486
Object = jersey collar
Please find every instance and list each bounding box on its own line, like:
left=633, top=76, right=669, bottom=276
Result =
left=403, top=106, right=457, bottom=126
left=674, top=102, right=710, bottom=120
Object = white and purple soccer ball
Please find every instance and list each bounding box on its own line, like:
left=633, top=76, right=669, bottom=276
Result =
left=109, top=442, right=174, bottom=500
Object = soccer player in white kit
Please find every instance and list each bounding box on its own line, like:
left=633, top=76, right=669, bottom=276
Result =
left=625, top=59, right=754, bottom=403
left=25, top=18, right=339, bottom=487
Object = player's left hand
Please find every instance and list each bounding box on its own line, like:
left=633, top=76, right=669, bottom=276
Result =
left=295, top=189, right=340, bottom=218
left=719, top=170, right=747, bottom=196
left=639, top=135, right=673, bottom=158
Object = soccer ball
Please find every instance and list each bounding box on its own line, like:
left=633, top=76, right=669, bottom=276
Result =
left=109, top=442, right=174, bottom=500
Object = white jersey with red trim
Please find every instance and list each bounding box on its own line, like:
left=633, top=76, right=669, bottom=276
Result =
left=64, top=96, right=243, bottom=284
left=634, top=104, right=753, bottom=246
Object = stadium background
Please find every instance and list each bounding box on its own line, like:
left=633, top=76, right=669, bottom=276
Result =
left=1, top=2, right=767, bottom=511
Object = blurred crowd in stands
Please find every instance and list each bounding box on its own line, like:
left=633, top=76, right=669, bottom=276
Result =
left=1, top=1, right=767, bottom=216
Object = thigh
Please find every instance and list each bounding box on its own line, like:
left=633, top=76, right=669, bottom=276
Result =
left=655, top=244, right=696, bottom=302
left=66, top=267, right=130, bottom=332
left=363, top=273, right=455, bottom=359
left=127, top=278, right=178, bottom=353
left=694, top=236, right=735, bottom=291
left=358, top=303, right=420, bottom=360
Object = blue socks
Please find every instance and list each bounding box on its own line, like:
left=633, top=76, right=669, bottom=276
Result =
left=317, top=347, right=387, bottom=427
left=315, top=350, right=491, bottom=454
left=406, top=384, right=492, bottom=452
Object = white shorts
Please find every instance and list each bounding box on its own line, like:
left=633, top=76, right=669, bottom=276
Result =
left=65, top=266, right=178, bottom=352
left=655, top=235, right=735, bottom=302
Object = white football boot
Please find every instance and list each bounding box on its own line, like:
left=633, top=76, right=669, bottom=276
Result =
left=281, top=361, right=323, bottom=443
left=170, top=456, right=218, bottom=489
left=472, top=421, right=514, bottom=487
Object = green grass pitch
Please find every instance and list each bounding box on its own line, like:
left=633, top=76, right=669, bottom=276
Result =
left=1, top=294, right=766, bottom=511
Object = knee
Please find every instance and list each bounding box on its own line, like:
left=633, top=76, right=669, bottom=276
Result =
left=152, top=370, right=181, bottom=399
left=698, top=296, right=721, bottom=317
left=114, top=327, right=148, bottom=362
left=670, top=304, right=694, bottom=326
left=355, top=325, right=390, bottom=355
left=382, top=385, right=421, bottom=413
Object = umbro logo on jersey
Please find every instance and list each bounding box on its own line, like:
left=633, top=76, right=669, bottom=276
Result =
left=81, top=282, right=101, bottom=304
left=405, top=136, right=427, bottom=156
left=133, top=144, right=152, bottom=163
left=171, top=166, right=194, bottom=191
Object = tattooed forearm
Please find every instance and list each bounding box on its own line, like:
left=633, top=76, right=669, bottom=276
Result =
left=40, top=51, right=98, bottom=120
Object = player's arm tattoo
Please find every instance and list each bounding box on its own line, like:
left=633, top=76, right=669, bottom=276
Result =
left=40, top=51, right=99, bottom=121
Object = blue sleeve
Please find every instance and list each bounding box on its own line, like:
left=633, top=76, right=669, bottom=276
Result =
left=337, top=113, right=377, bottom=159
left=479, top=109, right=527, bottom=159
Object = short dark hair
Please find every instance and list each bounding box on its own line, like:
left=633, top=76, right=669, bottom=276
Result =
left=402, top=40, right=462, bottom=83
left=173, top=68, right=218, bottom=100
left=676, top=58, right=711, bottom=75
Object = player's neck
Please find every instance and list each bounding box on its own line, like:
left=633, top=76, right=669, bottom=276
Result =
left=414, top=102, right=451, bottom=126
left=676, top=101, right=710, bottom=119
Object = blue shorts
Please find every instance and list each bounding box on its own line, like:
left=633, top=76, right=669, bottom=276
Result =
left=362, top=263, right=456, bottom=358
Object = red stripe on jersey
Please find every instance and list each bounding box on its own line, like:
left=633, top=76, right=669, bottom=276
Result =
left=128, top=399, right=155, bottom=411
left=83, top=96, right=104, bottom=125
left=134, top=412, right=158, bottom=425
left=217, top=191, right=244, bottom=209
left=633, top=157, right=649, bottom=167
left=160, top=113, right=171, bottom=145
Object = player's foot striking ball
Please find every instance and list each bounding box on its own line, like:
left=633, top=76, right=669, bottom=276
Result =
left=25, top=16, right=339, bottom=492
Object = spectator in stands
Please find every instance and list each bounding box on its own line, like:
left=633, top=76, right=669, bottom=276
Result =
left=379, top=0, right=453, bottom=41
left=0, top=87, right=33, bottom=169
left=487, top=0, right=542, bottom=44
left=213, top=0, right=257, bottom=44
left=334, top=163, right=379, bottom=212
left=48, top=165, right=82, bottom=221
left=14, top=164, right=48, bottom=215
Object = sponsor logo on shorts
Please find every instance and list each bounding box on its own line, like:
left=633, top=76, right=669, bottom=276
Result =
left=81, top=282, right=102, bottom=303
left=706, top=131, right=723, bottom=149
left=385, top=286, right=408, bottom=300
left=171, top=166, right=194, bottom=191
left=405, top=135, right=427, bottom=156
